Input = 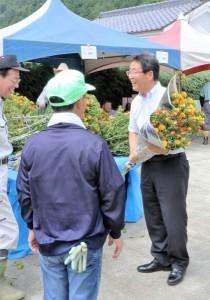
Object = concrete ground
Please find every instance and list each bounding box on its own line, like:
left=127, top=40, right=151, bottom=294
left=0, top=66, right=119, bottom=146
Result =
left=6, top=137, right=210, bottom=300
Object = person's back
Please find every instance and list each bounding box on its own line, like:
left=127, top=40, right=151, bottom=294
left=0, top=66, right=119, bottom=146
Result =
left=19, top=123, right=124, bottom=255
left=17, top=69, right=125, bottom=300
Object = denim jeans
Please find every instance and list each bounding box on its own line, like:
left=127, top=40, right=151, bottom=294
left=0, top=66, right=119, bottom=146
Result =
left=39, top=247, right=103, bottom=300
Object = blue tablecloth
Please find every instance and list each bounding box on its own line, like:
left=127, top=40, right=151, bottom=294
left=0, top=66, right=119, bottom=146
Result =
left=7, top=158, right=143, bottom=258
left=113, top=156, right=143, bottom=223
left=7, top=169, right=31, bottom=259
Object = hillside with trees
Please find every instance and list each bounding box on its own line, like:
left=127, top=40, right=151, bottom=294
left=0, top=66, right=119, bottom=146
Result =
left=0, top=0, right=161, bottom=28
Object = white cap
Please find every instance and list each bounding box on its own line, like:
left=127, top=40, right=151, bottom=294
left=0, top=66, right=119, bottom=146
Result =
left=53, top=63, right=69, bottom=74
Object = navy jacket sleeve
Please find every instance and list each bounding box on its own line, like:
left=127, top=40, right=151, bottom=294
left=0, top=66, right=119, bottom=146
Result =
left=16, top=147, right=33, bottom=230
left=97, top=141, right=126, bottom=239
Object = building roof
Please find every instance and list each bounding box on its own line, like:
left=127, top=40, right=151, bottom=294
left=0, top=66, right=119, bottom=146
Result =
left=94, top=0, right=204, bottom=34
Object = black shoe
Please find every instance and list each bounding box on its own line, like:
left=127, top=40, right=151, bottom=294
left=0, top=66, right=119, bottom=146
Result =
left=167, top=267, right=186, bottom=286
left=137, top=259, right=171, bottom=273
left=203, top=137, right=208, bottom=145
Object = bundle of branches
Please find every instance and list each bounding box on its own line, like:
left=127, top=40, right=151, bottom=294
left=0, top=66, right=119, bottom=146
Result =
left=100, top=108, right=129, bottom=156
left=5, top=93, right=129, bottom=157
left=4, top=93, right=52, bottom=153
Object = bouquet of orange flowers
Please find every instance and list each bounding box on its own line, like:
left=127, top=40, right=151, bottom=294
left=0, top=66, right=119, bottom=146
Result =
left=150, top=91, right=205, bottom=150
left=139, top=75, right=206, bottom=156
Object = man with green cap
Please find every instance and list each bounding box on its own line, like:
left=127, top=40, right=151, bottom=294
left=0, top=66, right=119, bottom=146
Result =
left=17, top=69, right=125, bottom=300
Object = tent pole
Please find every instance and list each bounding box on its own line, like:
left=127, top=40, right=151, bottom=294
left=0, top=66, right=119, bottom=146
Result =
left=178, top=71, right=182, bottom=92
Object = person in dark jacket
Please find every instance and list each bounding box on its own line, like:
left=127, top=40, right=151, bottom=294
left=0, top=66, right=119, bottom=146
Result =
left=17, top=69, right=125, bottom=300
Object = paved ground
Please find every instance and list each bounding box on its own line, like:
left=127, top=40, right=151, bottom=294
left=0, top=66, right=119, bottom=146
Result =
left=7, top=137, right=210, bottom=300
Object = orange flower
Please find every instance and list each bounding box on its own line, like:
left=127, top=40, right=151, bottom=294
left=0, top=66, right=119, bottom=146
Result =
left=158, top=124, right=166, bottom=131
left=180, top=91, right=187, bottom=98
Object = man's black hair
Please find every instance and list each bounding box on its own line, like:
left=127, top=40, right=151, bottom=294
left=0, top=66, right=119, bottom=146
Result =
left=49, top=96, right=75, bottom=112
left=133, top=53, right=159, bottom=80
left=101, top=100, right=111, bottom=107
left=0, top=69, right=10, bottom=77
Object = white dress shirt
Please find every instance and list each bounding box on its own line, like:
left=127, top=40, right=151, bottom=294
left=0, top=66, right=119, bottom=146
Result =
left=0, top=98, right=13, bottom=159
left=36, top=87, right=48, bottom=107
left=129, top=82, right=183, bottom=155
left=129, top=82, right=165, bottom=133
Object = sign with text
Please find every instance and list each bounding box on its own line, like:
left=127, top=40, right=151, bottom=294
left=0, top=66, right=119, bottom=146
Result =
left=156, top=51, right=168, bottom=64
left=81, top=45, right=97, bottom=59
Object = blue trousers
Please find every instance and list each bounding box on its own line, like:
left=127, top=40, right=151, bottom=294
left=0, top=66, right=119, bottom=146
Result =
left=39, top=247, right=103, bottom=300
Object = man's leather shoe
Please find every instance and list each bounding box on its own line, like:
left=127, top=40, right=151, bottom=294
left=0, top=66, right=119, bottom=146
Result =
left=167, top=267, right=186, bottom=285
left=203, top=137, right=209, bottom=145
left=137, top=259, right=171, bottom=273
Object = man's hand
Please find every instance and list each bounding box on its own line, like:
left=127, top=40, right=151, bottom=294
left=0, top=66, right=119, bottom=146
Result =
left=108, top=235, right=123, bottom=258
left=28, top=230, right=39, bottom=253
left=37, top=102, right=46, bottom=109
left=128, top=151, right=139, bottom=165
left=128, top=132, right=139, bottom=164
left=144, top=140, right=168, bottom=155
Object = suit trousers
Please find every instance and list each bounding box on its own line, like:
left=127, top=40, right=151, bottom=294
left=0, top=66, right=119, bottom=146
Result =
left=141, top=153, right=189, bottom=269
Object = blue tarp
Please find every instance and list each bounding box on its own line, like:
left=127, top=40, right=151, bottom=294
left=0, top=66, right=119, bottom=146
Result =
left=7, top=169, right=31, bottom=259
left=1, top=0, right=180, bottom=69
left=113, top=156, right=143, bottom=222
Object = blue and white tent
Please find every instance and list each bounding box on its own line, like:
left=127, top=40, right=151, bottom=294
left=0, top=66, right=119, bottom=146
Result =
left=0, top=0, right=179, bottom=73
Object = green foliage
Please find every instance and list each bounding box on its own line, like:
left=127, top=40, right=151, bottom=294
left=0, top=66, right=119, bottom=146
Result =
left=159, top=70, right=172, bottom=87
left=100, top=108, right=129, bottom=156
left=67, top=0, right=163, bottom=20
left=181, top=71, right=210, bottom=100
left=84, top=94, right=129, bottom=156
left=87, top=69, right=133, bottom=108
left=153, top=70, right=210, bottom=100
left=65, top=0, right=153, bottom=20
left=0, top=0, right=44, bottom=28
left=17, top=63, right=53, bottom=102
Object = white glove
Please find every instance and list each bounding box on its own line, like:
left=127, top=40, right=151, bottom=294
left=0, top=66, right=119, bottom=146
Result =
left=64, top=242, right=88, bottom=273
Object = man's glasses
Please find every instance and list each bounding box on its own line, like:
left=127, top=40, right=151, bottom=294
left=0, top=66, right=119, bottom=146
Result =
left=126, top=70, right=144, bottom=76
left=7, top=77, right=21, bottom=85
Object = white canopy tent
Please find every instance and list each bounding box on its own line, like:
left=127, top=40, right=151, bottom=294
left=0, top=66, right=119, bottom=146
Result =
left=149, top=14, right=210, bottom=75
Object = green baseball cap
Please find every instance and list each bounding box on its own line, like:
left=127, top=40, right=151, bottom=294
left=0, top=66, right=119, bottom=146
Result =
left=46, top=69, right=95, bottom=107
